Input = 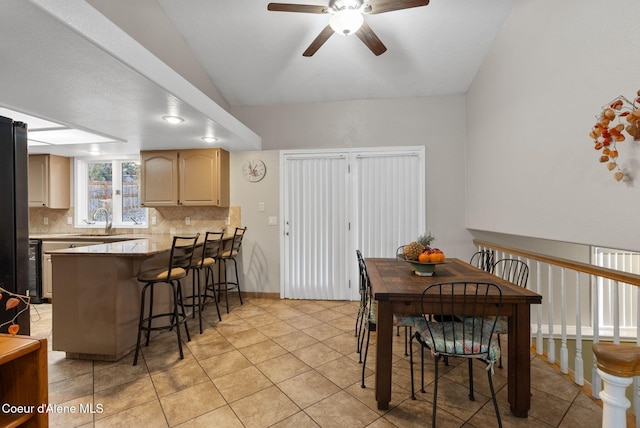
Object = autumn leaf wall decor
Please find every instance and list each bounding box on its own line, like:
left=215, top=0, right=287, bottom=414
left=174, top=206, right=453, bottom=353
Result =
left=590, top=90, right=640, bottom=182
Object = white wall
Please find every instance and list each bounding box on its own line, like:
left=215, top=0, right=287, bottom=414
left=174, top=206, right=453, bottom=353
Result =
left=231, top=95, right=474, bottom=294
left=229, top=150, right=281, bottom=295
left=466, top=0, right=640, bottom=252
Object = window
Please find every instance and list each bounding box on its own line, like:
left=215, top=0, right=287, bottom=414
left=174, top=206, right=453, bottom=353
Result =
left=75, top=157, right=148, bottom=228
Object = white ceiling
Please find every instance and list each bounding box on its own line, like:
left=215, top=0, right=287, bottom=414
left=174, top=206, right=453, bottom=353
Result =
left=1, top=0, right=515, bottom=157
left=156, top=0, right=516, bottom=106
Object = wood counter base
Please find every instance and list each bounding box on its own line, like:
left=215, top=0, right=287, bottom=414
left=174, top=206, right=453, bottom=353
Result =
left=52, top=254, right=149, bottom=361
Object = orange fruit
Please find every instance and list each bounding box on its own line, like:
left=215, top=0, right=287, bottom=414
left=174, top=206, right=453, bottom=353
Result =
left=431, top=253, right=445, bottom=263
left=418, top=252, right=430, bottom=263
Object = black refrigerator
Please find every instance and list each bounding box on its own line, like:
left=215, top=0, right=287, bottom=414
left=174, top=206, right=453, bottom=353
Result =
left=0, top=115, right=30, bottom=335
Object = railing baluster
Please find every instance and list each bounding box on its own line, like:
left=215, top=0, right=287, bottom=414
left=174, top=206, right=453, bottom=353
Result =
left=613, top=280, right=620, bottom=344
left=560, top=267, right=568, bottom=373
left=548, top=264, right=555, bottom=364
left=593, top=273, right=602, bottom=399
left=536, top=260, right=543, bottom=354
left=575, top=270, right=584, bottom=385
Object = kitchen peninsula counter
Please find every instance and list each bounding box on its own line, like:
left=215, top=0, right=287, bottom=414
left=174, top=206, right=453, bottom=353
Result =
left=49, top=234, right=208, bottom=361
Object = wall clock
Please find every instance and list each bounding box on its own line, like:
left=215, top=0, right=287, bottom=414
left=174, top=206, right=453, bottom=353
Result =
left=242, top=159, right=267, bottom=182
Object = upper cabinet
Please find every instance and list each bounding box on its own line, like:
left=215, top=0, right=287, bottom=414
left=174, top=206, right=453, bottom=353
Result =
left=28, top=154, right=70, bottom=209
left=140, top=148, right=229, bottom=207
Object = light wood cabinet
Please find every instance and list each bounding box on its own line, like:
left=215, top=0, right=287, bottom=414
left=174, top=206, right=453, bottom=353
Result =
left=139, top=150, right=178, bottom=206
left=140, top=148, right=229, bottom=207
left=0, top=334, right=48, bottom=428
left=28, top=154, right=70, bottom=208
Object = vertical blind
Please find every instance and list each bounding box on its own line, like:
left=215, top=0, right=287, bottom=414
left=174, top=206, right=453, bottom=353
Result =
left=283, top=154, right=350, bottom=300
left=282, top=148, right=425, bottom=300
left=354, top=151, right=424, bottom=258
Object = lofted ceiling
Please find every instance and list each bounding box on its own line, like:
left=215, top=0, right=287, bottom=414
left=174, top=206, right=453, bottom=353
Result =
left=0, top=0, right=515, bottom=157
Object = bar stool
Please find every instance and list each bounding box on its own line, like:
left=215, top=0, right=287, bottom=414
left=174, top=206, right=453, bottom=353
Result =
left=185, top=231, right=224, bottom=333
left=133, top=234, right=199, bottom=366
left=217, top=227, right=247, bottom=313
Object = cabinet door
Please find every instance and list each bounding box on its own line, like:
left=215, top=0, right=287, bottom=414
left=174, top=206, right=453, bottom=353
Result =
left=42, top=254, right=52, bottom=299
left=179, top=149, right=218, bottom=206
left=216, top=148, right=230, bottom=207
left=48, top=155, right=70, bottom=209
left=28, top=155, right=48, bottom=207
left=28, top=154, right=70, bottom=208
left=140, top=151, right=178, bottom=206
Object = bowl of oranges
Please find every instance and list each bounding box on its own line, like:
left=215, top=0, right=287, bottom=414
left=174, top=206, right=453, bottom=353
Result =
left=401, top=248, right=446, bottom=276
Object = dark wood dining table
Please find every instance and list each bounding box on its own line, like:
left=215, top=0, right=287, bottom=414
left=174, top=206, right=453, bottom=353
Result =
left=366, top=257, right=542, bottom=417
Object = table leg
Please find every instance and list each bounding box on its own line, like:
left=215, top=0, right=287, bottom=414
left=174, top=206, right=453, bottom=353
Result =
left=375, top=300, right=393, bottom=410
left=508, top=303, right=531, bottom=417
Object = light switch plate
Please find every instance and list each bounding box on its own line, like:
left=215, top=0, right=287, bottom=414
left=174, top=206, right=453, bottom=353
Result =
left=151, top=216, right=157, bottom=225
left=67, top=217, right=73, bottom=225
left=258, top=202, right=265, bottom=212
left=43, top=217, right=48, bottom=225
left=268, top=216, right=277, bottom=226
left=185, top=217, right=191, bottom=225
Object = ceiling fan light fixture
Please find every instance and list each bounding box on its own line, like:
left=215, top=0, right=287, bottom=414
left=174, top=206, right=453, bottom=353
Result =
left=329, top=9, right=363, bottom=35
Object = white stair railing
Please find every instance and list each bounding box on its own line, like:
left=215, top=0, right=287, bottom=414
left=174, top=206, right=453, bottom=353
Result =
left=474, top=239, right=640, bottom=426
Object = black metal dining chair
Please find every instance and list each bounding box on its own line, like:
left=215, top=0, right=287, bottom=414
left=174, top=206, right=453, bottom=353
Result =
left=469, top=250, right=495, bottom=272
left=410, top=281, right=503, bottom=427
left=356, top=253, right=375, bottom=388
left=355, top=250, right=367, bottom=351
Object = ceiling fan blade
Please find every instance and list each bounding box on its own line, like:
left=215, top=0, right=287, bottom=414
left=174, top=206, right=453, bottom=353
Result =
left=267, top=3, right=328, bottom=14
left=303, top=25, right=334, bottom=57
left=355, top=21, right=387, bottom=56
left=364, top=0, right=429, bottom=14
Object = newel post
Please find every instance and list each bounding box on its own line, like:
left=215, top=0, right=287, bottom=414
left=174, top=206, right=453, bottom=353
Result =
left=592, top=343, right=640, bottom=427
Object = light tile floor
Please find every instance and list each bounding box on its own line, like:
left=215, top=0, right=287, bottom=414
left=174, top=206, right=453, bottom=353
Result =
left=29, top=296, right=603, bottom=427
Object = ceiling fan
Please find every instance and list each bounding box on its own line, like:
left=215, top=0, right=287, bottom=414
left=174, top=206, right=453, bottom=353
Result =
left=267, top=0, right=430, bottom=57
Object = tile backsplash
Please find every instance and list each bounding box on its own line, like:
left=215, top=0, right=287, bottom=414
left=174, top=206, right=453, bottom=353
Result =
left=29, top=206, right=241, bottom=236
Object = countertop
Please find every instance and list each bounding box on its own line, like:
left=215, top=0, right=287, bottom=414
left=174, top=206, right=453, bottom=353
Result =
left=35, top=233, right=222, bottom=257
left=33, top=234, right=182, bottom=257
left=29, top=233, right=148, bottom=242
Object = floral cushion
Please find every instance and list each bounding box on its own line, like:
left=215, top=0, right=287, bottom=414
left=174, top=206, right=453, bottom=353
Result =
left=393, top=314, right=422, bottom=328
left=463, top=316, right=507, bottom=335
left=414, top=317, right=501, bottom=369
left=366, top=300, right=378, bottom=324
left=494, top=316, right=508, bottom=335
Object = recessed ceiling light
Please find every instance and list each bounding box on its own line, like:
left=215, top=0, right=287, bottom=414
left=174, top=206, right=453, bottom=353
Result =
left=201, top=136, right=218, bottom=143
left=162, top=115, right=184, bottom=124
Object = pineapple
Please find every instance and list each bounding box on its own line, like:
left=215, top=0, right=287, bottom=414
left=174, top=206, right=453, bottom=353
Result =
left=402, top=242, right=424, bottom=261
left=401, top=232, right=436, bottom=261
left=417, top=232, right=435, bottom=250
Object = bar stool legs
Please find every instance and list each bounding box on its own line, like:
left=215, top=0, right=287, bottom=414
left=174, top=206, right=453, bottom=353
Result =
left=203, top=264, right=222, bottom=322
left=133, top=279, right=191, bottom=366
left=216, top=227, right=247, bottom=314
left=218, top=256, right=244, bottom=314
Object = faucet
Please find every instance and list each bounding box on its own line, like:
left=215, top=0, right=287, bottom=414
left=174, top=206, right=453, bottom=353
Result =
left=92, top=207, right=112, bottom=235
